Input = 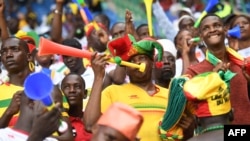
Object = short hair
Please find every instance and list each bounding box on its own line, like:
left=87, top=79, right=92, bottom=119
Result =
left=110, top=22, right=125, bottom=31
left=199, top=13, right=223, bottom=28
left=94, top=13, right=110, bottom=29
left=61, top=72, right=86, bottom=89
left=223, top=14, right=236, bottom=27
left=136, top=23, right=148, bottom=34
left=61, top=38, right=82, bottom=50
left=1, top=37, right=29, bottom=54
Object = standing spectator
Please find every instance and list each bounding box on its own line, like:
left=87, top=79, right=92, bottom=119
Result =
left=185, top=13, right=250, bottom=124
left=61, top=73, right=92, bottom=141
left=0, top=37, right=74, bottom=140
left=153, top=39, right=177, bottom=88
left=229, top=14, right=250, bottom=58
left=84, top=34, right=194, bottom=141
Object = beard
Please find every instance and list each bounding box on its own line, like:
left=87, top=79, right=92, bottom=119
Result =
left=160, top=71, right=174, bottom=81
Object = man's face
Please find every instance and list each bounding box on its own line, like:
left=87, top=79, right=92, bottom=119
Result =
left=0, top=38, right=29, bottom=73
left=199, top=16, right=226, bottom=47
left=61, top=74, right=86, bottom=106
left=91, top=125, right=129, bottom=141
left=231, top=16, right=250, bottom=40
left=88, top=28, right=109, bottom=53
left=137, top=26, right=149, bottom=40
left=154, top=51, right=175, bottom=81
left=62, top=55, right=82, bottom=73
left=126, top=54, right=153, bottom=83
left=111, top=23, right=125, bottom=39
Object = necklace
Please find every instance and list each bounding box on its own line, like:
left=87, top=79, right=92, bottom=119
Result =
left=201, top=125, right=224, bottom=134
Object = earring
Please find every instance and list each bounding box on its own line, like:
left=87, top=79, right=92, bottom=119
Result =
left=29, top=62, right=35, bottom=72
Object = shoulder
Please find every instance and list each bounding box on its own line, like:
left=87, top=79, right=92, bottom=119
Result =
left=185, top=60, right=213, bottom=77
left=0, top=84, right=23, bottom=93
left=103, top=83, right=131, bottom=91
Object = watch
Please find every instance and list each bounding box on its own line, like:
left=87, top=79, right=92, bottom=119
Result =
left=54, top=9, right=62, bottom=15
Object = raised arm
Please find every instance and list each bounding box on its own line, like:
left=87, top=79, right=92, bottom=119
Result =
left=50, top=0, right=64, bottom=43
left=83, top=53, right=108, bottom=132
left=106, top=10, right=135, bottom=86
left=125, top=9, right=140, bottom=41
left=0, top=0, right=10, bottom=40
left=152, top=0, right=177, bottom=41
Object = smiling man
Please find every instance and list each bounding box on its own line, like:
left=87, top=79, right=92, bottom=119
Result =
left=184, top=13, right=250, bottom=125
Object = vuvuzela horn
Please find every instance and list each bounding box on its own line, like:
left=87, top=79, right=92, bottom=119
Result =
left=38, top=37, right=146, bottom=72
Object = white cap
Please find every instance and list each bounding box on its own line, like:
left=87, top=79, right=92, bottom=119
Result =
left=156, top=39, right=177, bottom=58
left=178, top=7, right=193, bottom=17
left=178, top=15, right=195, bottom=27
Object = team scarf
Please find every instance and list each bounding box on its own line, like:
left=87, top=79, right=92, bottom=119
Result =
left=206, top=47, right=250, bottom=75
left=205, top=47, right=238, bottom=88
left=159, top=76, right=190, bottom=141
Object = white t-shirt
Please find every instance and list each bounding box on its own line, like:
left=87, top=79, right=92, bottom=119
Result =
left=0, top=128, right=57, bottom=141
left=81, top=66, right=95, bottom=91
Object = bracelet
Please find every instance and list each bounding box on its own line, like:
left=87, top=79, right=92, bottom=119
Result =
left=54, top=9, right=62, bottom=15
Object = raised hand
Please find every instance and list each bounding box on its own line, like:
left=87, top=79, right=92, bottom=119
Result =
left=125, top=9, right=139, bottom=41
left=180, top=36, right=194, bottom=55
left=91, top=52, right=110, bottom=78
